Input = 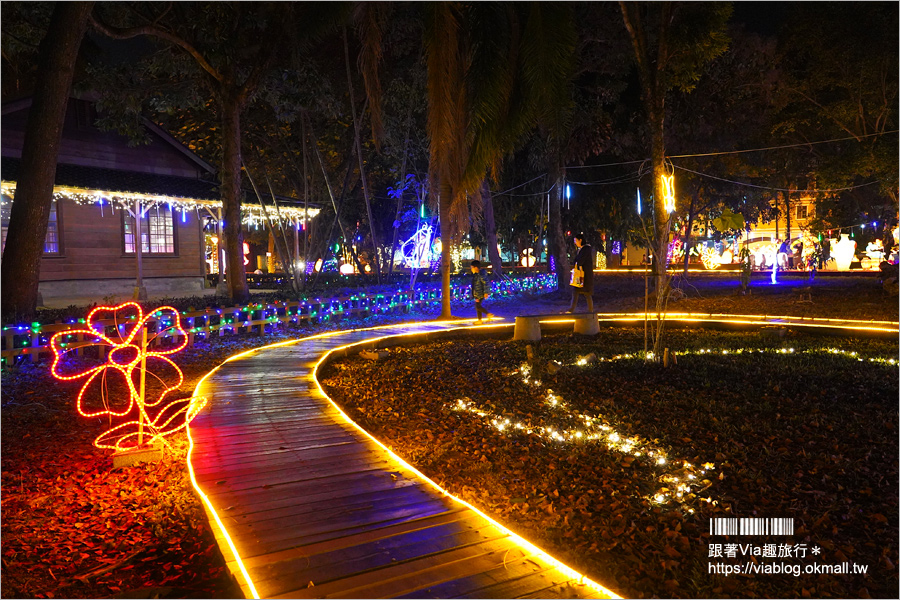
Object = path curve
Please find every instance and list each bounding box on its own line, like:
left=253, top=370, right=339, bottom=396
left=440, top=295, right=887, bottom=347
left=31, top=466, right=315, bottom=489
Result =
left=187, top=314, right=897, bottom=599
left=187, top=320, right=619, bottom=599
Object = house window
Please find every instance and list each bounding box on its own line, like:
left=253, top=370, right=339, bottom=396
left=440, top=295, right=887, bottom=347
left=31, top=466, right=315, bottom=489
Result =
left=44, top=202, right=60, bottom=253
left=124, top=205, right=175, bottom=254
left=1, top=196, right=61, bottom=255
left=796, top=204, right=809, bottom=220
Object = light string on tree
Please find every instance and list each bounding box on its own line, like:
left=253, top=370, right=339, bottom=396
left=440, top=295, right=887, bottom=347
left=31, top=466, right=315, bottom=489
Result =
left=50, top=302, right=207, bottom=452
left=2, top=275, right=559, bottom=366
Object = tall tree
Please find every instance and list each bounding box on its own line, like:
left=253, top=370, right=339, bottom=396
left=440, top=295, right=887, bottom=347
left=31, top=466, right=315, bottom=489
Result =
left=89, top=3, right=348, bottom=304
left=773, top=2, right=898, bottom=217
left=423, top=2, right=577, bottom=318
left=1, top=2, right=95, bottom=321
left=619, top=1, right=731, bottom=287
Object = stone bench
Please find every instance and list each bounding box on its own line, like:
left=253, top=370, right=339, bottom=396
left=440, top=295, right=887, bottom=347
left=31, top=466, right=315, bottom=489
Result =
left=513, top=313, right=599, bottom=341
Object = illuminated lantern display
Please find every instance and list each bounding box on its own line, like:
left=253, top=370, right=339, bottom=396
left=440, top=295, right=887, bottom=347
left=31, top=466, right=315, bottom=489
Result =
left=339, top=263, right=356, bottom=275
left=661, top=174, right=676, bottom=213
left=700, top=247, right=721, bottom=270
left=399, top=224, right=436, bottom=268
left=700, top=247, right=734, bottom=270
left=831, top=234, right=857, bottom=271
left=50, top=303, right=207, bottom=453
left=520, top=248, right=536, bottom=268
left=314, top=258, right=323, bottom=272
left=243, top=242, right=250, bottom=266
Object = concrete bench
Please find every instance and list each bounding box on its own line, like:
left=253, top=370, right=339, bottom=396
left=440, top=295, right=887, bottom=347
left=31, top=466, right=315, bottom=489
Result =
left=513, top=313, right=599, bottom=341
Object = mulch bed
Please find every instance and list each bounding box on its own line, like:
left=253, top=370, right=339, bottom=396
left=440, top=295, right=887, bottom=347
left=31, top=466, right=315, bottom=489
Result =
left=1, top=273, right=896, bottom=599
left=0, top=312, right=421, bottom=599
left=320, top=327, right=899, bottom=598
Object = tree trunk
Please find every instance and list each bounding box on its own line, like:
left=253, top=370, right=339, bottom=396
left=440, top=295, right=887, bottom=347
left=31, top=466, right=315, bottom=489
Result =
left=649, top=101, right=670, bottom=286
left=784, top=190, right=791, bottom=245
left=480, top=181, right=503, bottom=277
left=1, top=1, right=94, bottom=320
left=548, top=174, right=569, bottom=292
left=438, top=180, right=453, bottom=319
left=344, top=30, right=381, bottom=283
left=219, top=93, right=250, bottom=304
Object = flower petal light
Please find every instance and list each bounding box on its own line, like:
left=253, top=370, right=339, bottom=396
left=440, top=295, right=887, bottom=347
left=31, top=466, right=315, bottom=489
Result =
left=50, top=302, right=206, bottom=452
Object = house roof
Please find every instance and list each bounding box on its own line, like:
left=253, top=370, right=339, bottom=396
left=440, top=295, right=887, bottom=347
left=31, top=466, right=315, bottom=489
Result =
left=2, top=95, right=217, bottom=176
left=1, top=156, right=323, bottom=215
left=1, top=156, right=220, bottom=201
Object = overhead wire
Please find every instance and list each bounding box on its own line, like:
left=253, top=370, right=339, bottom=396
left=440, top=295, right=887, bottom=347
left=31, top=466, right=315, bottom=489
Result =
left=667, top=130, right=898, bottom=159
left=673, top=165, right=881, bottom=194
left=374, top=132, right=893, bottom=202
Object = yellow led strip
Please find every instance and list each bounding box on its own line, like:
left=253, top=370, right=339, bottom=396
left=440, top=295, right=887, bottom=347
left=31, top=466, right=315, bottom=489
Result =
left=186, top=312, right=895, bottom=599
left=595, top=312, right=898, bottom=327
left=310, top=327, right=621, bottom=599
left=185, top=318, right=498, bottom=600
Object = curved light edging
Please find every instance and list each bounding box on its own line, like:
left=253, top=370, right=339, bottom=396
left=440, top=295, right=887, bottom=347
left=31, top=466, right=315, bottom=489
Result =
left=311, top=326, right=622, bottom=600
left=595, top=311, right=899, bottom=327
left=185, top=311, right=892, bottom=599
left=184, top=317, right=494, bottom=599
left=595, top=316, right=898, bottom=334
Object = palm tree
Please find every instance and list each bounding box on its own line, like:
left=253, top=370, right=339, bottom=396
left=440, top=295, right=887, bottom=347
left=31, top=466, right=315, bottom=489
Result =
left=423, top=2, right=577, bottom=318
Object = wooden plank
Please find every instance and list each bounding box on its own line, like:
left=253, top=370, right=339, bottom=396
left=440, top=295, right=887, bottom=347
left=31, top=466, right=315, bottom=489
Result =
left=221, top=483, right=438, bottom=539
left=208, top=473, right=423, bottom=520
left=189, top=431, right=361, bottom=459
left=189, top=439, right=366, bottom=474
left=234, top=508, right=472, bottom=571
left=198, top=463, right=411, bottom=504
left=236, top=500, right=456, bottom=560
left=517, top=580, right=611, bottom=599
left=252, top=519, right=508, bottom=597
left=394, top=556, right=555, bottom=599
left=233, top=491, right=452, bottom=547
left=271, top=537, right=520, bottom=599
left=193, top=455, right=399, bottom=492
left=191, top=442, right=391, bottom=478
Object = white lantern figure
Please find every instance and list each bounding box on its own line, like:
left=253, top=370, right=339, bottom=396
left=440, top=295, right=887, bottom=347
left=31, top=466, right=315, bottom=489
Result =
left=831, top=234, right=857, bottom=271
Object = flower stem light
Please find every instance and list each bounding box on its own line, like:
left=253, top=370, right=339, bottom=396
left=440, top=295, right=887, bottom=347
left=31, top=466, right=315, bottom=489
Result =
left=50, top=302, right=207, bottom=452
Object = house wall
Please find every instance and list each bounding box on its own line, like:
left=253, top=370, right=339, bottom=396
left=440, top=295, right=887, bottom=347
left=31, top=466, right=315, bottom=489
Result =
left=750, top=196, right=816, bottom=243
left=37, top=199, right=205, bottom=298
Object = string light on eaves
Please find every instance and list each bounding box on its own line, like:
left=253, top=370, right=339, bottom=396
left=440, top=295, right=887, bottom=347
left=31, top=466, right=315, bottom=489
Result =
left=0, top=182, right=320, bottom=225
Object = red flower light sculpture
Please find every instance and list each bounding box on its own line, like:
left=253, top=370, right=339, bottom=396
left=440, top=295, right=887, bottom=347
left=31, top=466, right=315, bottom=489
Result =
left=50, top=302, right=207, bottom=452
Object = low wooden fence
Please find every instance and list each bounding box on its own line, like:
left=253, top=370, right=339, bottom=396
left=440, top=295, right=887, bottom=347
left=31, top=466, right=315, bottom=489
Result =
left=1, top=274, right=556, bottom=366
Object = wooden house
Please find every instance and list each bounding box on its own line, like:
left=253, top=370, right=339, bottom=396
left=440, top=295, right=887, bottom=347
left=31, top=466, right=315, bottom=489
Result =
left=1, top=96, right=317, bottom=301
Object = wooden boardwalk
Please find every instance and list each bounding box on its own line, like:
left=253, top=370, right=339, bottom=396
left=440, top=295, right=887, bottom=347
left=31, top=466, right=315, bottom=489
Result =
left=187, top=322, right=618, bottom=599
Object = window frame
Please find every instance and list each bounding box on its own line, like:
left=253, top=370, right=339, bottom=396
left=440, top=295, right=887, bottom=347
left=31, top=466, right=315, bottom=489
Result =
left=122, top=204, right=178, bottom=256
left=1, top=196, right=63, bottom=256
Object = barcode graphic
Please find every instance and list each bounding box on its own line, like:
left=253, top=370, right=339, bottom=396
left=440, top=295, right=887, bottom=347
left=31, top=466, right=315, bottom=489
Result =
left=710, top=518, right=794, bottom=536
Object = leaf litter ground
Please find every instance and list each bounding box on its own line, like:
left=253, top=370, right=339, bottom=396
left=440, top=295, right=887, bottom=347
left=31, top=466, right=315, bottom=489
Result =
left=2, top=272, right=896, bottom=598
left=321, top=327, right=898, bottom=599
